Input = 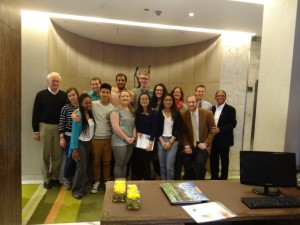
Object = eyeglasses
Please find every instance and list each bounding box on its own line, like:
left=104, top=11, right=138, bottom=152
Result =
left=216, top=95, right=225, bottom=98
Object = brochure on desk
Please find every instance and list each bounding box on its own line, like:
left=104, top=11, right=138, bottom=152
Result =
left=160, top=182, right=209, bottom=205
left=182, top=201, right=236, bottom=223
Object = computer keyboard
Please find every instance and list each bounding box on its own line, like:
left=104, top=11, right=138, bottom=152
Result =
left=241, top=196, right=300, bottom=209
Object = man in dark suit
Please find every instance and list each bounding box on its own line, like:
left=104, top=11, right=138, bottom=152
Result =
left=210, top=90, right=237, bottom=180
left=181, top=95, right=215, bottom=180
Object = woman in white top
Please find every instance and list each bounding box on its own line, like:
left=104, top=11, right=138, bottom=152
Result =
left=69, top=93, right=95, bottom=199
left=156, top=94, right=183, bottom=180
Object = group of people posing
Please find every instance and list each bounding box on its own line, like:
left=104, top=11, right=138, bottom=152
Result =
left=32, top=71, right=237, bottom=199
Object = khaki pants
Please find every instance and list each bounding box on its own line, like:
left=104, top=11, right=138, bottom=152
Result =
left=40, top=123, right=62, bottom=182
left=91, top=139, right=112, bottom=182
left=112, top=145, right=133, bottom=178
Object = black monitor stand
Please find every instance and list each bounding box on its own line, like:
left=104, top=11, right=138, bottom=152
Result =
left=252, top=186, right=281, bottom=197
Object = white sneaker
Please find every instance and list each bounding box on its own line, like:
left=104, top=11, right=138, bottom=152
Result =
left=91, top=181, right=100, bottom=194
left=63, top=181, right=71, bottom=190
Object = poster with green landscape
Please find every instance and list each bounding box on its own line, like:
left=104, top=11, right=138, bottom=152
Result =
left=161, top=182, right=209, bottom=204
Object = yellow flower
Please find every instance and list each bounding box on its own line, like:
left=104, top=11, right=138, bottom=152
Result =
left=127, top=192, right=140, bottom=200
left=113, top=180, right=126, bottom=194
left=127, top=184, right=140, bottom=200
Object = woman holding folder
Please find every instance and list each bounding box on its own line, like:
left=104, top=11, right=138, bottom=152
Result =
left=132, top=93, right=157, bottom=180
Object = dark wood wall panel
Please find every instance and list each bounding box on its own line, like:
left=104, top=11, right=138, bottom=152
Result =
left=0, top=0, right=21, bottom=224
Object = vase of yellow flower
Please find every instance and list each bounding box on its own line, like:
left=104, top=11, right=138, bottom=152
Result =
left=112, top=178, right=126, bottom=202
left=126, top=184, right=141, bottom=210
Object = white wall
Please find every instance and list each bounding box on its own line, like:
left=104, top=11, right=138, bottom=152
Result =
left=254, top=0, right=299, bottom=160
left=285, top=1, right=300, bottom=166
left=22, top=12, right=50, bottom=180
left=243, top=37, right=261, bottom=151
left=220, top=34, right=252, bottom=177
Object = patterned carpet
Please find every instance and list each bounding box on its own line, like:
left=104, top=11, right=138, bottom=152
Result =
left=22, top=183, right=105, bottom=225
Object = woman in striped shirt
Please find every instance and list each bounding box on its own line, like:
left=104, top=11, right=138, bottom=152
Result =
left=59, top=87, right=79, bottom=190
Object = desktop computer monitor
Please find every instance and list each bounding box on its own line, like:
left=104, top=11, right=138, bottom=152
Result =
left=240, top=151, right=297, bottom=196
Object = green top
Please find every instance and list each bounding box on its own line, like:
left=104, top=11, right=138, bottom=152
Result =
left=87, top=90, right=101, bottom=101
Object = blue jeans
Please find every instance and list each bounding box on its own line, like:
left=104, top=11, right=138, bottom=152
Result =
left=157, top=137, right=178, bottom=180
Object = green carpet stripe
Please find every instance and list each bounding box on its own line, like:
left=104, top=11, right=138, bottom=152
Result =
left=53, top=190, right=81, bottom=223
left=22, top=184, right=39, bottom=208
left=76, top=189, right=105, bottom=222
left=22, top=184, right=105, bottom=224
left=27, top=187, right=61, bottom=225
left=22, top=184, right=47, bottom=225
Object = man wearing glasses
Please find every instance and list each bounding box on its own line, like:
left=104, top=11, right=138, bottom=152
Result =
left=132, top=70, right=153, bottom=110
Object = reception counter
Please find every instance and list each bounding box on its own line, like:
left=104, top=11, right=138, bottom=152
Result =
left=101, top=180, right=300, bottom=225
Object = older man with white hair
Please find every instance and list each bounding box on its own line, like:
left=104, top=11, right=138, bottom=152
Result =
left=32, top=72, right=68, bottom=189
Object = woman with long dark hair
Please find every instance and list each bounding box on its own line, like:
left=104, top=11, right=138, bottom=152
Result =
left=156, top=93, right=182, bottom=180
left=69, top=93, right=95, bottom=199
left=151, top=83, right=168, bottom=111
left=151, top=83, right=168, bottom=179
left=131, top=93, right=157, bottom=180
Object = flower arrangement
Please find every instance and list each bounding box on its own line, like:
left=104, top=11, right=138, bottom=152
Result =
left=126, top=184, right=141, bottom=210
left=112, top=178, right=126, bottom=202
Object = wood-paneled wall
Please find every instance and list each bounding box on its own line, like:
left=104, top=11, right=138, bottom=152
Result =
left=49, top=22, right=221, bottom=102
left=0, top=0, right=21, bottom=224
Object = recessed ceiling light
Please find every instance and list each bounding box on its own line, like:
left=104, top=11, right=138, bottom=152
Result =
left=189, top=12, right=194, bottom=17
left=229, top=0, right=267, bottom=4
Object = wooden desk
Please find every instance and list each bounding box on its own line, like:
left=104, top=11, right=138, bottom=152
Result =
left=101, top=180, right=300, bottom=225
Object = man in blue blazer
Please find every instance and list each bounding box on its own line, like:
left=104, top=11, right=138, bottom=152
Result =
left=210, top=90, right=237, bottom=180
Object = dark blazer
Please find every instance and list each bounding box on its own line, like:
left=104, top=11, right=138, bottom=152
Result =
left=181, top=108, right=215, bottom=153
left=212, top=103, right=237, bottom=147
left=135, top=110, right=157, bottom=141
left=156, top=110, right=183, bottom=141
